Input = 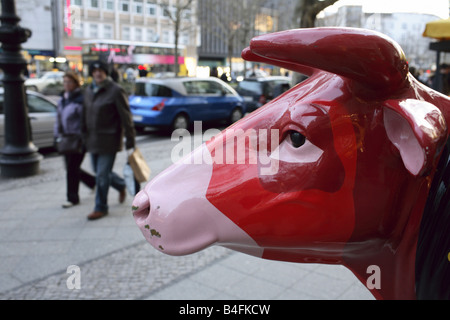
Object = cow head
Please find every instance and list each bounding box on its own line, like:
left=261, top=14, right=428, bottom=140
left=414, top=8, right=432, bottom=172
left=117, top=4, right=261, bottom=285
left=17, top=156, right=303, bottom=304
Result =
left=133, top=28, right=449, bottom=300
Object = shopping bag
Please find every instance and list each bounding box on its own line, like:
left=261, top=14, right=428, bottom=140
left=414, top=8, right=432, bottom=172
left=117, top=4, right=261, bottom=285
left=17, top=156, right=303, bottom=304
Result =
left=128, top=148, right=151, bottom=183
left=123, top=163, right=136, bottom=196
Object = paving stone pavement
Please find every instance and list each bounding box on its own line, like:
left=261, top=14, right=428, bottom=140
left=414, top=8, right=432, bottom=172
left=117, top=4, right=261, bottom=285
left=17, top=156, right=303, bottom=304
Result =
left=0, top=241, right=231, bottom=300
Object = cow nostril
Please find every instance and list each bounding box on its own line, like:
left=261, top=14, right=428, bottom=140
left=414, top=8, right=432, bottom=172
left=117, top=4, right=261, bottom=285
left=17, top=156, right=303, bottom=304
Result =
left=132, top=202, right=151, bottom=224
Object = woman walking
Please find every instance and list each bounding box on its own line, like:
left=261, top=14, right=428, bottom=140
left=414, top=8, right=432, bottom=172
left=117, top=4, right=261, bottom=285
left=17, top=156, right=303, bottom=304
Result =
left=54, top=71, right=96, bottom=208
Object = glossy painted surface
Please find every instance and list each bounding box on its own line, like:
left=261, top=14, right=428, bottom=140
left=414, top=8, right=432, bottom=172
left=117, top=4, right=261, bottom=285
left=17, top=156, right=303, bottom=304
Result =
left=133, top=28, right=450, bottom=300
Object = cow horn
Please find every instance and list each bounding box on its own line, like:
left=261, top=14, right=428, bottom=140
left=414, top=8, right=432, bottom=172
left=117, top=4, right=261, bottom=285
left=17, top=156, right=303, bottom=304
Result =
left=244, top=27, right=409, bottom=92
left=241, top=47, right=318, bottom=77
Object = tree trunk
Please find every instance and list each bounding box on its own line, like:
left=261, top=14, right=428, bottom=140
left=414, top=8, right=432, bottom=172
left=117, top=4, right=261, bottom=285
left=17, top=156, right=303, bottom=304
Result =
left=228, top=36, right=234, bottom=74
left=297, top=0, right=340, bottom=28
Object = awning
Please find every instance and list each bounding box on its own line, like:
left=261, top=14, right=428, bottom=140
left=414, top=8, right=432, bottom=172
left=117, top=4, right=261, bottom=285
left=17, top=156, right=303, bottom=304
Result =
left=423, top=18, right=450, bottom=41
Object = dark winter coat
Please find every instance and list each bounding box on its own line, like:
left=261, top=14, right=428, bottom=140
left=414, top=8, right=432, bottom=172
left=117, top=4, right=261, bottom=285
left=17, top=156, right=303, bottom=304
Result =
left=83, top=78, right=135, bottom=154
left=54, top=88, right=84, bottom=138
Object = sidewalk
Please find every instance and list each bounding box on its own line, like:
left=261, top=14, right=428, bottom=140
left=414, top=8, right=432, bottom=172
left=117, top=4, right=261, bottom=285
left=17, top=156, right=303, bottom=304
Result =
left=0, top=137, right=374, bottom=300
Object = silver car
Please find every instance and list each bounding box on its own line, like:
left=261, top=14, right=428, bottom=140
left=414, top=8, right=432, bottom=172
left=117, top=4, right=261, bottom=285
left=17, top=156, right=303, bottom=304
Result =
left=24, top=71, right=64, bottom=92
left=0, top=89, right=57, bottom=150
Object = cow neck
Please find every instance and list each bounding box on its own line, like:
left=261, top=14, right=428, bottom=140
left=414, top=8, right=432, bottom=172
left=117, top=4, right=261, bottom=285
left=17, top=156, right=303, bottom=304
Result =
left=343, top=147, right=445, bottom=299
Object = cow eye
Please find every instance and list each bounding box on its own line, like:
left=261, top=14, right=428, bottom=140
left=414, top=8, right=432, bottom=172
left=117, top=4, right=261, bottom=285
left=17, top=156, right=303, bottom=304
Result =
left=289, top=131, right=306, bottom=148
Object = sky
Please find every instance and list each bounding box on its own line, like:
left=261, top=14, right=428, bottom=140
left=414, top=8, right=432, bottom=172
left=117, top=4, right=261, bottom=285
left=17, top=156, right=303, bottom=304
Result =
left=324, top=0, right=449, bottom=19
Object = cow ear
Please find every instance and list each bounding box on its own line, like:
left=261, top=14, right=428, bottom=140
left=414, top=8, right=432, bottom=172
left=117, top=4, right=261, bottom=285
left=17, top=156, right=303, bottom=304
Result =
left=383, top=99, right=448, bottom=176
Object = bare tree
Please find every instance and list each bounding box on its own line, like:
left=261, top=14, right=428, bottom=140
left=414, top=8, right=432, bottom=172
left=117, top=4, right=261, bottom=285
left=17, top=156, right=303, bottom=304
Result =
left=159, top=0, right=195, bottom=76
left=295, top=0, right=340, bottom=28
left=200, top=0, right=268, bottom=74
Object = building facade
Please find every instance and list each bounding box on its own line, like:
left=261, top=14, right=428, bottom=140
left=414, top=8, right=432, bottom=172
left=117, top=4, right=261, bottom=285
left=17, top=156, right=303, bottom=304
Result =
left=13, top=0, right=298, bottom=78
left=64, top=0, right=199, bottom=77
left=15, top=0, right=200, bottom=77
left=197, top=0, right=294, bottom=77
left=15, top=0, right=445, bottom=79
left=14, top=0, right=61, bottom=76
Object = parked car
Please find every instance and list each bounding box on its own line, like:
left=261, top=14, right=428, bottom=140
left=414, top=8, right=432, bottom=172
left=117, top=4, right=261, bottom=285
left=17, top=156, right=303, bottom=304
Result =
left=25, top=71, right=65, bottom=92
left=236, top=76, right=291, bottom=112
left=0, top=89, right=57, bottom=150
left=129, top=77, right=245, bottom=132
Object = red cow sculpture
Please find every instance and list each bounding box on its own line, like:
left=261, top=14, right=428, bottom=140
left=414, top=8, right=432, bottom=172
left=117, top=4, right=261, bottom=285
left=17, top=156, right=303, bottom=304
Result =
left=132, top=28, right=450, bottom=300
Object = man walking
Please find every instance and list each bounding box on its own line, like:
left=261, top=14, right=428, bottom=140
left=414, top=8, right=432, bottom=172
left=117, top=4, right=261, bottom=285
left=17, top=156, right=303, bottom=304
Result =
left=83, top=60, right=136, bottom=220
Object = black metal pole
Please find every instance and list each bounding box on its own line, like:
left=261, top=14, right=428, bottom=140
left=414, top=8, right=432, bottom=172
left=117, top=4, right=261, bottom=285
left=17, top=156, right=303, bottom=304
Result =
left=0, top=0, right=42, bottom=177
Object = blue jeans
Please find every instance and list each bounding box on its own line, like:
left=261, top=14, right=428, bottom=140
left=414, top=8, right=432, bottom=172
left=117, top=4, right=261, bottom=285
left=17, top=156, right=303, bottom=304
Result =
left=90, top=153, right=125, bottom=213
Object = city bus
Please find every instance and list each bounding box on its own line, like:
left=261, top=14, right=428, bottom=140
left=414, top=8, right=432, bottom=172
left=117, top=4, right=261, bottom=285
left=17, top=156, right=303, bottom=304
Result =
left=81, top=39, right=187, bottom=78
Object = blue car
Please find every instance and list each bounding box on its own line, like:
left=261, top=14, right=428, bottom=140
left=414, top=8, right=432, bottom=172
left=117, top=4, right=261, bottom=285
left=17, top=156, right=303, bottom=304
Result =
left=129, top=77, right=245, bottom=132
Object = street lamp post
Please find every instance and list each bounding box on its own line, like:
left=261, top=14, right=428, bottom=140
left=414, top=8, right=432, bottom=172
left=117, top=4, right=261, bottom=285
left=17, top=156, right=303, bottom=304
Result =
left=0, top=0, right=42, bottom=177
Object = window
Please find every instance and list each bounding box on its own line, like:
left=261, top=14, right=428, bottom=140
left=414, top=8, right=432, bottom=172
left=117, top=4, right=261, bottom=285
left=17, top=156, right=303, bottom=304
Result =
left=89, top=23, right=99, bottom=38
left=103, top=25, right=113, bottom=39
left=134, top=27, right=142, bottom=41
left=72, top=0, right=83, bottom=6
left=27, top=95, right=56, bottom=113
left=162, top=30, right=170, bottom=43
left=134, top=0, right=143, bottom=14
left=183, top=81, right=230, bottom=96
left=122, top=26, right=130, bottom=40
left=146, top=2, right=157, bottom=16
left=103, top=0, right=114, bottom=10
left=46, top=73, right=63, bottom=81
left=146, top=28, right=155, bottom=42
left=135, top=83, right=173, bottom=97
left=120, top=0, right=130, bottom=12
left=183, top=9, right=191, bottom=20
left=162, top=6, right=174, bottom=18
left=180, top=32, right=189, bottom=45
left=89, top=0, right=99, bottom=8
left=236, top=81, right=262, bottom=95
left=207, top=81, right=232, bottom=95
